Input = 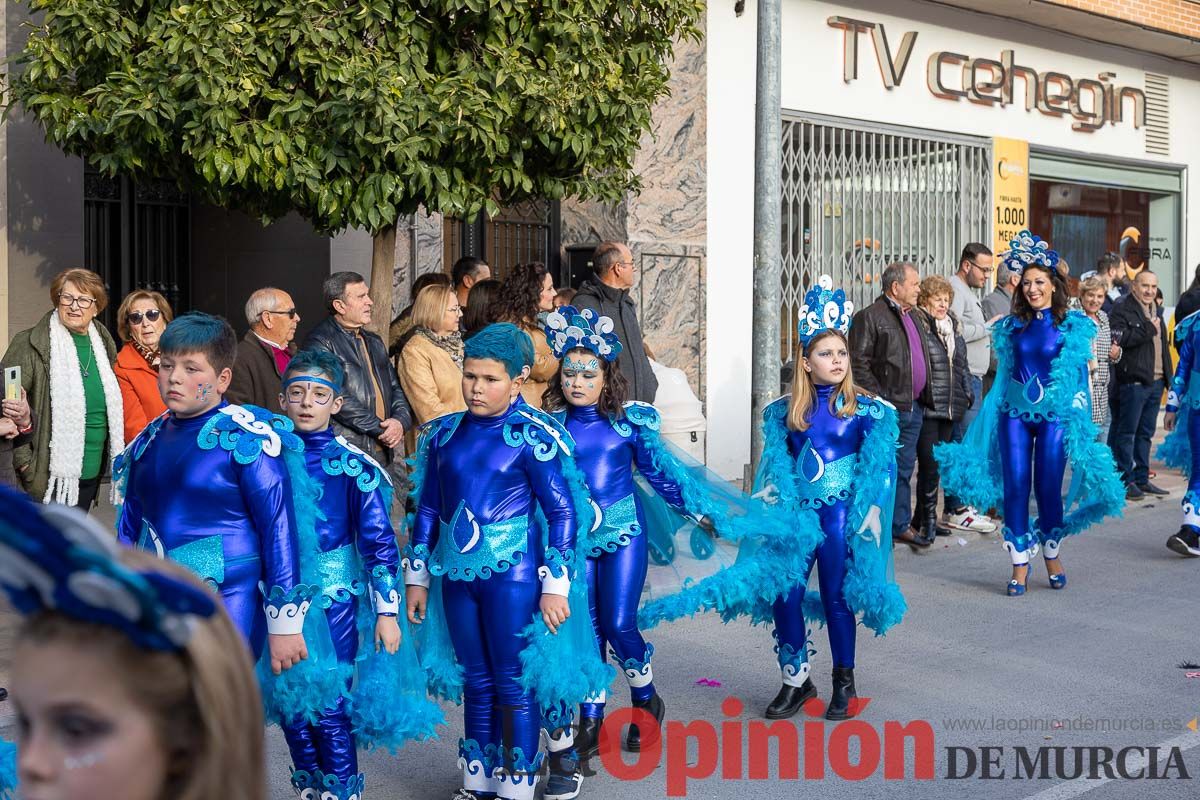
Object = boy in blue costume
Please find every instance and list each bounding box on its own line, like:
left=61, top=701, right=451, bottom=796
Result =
left=114, top=312, right=311, bottom=673
left=1162, top=310, right=1200, bottom=557
left=274, top=349, right=441, bottom=800
left=404, top=323, right=603, bottom=800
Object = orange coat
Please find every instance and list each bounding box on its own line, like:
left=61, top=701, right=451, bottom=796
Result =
left=114, top=342, right=166, bottom=442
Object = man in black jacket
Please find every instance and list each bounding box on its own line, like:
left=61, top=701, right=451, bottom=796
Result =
left=849, top=261, right=937, bottom=548
left=572, top=242, right=658, bottom=403
left=1110, top=269, right=1172, bottom=499
left=301, top=272, right=413, bottom=464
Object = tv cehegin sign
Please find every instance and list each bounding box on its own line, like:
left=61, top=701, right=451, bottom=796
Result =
left=827, top=16, right=1147, bottom=133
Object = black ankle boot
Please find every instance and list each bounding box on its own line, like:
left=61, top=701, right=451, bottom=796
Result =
left=826, top=667, right=857, bottom=721
left=626, top=693, right=665, bottom=752
left=764, top=678, right=817, bottom=719
left=574, top=716, right=603, bottom=758
left=921, top=515, right=948, bottom=542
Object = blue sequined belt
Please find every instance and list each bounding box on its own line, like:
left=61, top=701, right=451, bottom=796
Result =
left=795, top=450, right=857, bottom=509
left=589, top=493, right=641, bottom=557
left=1001, top=375, right=1057, bottom=422
left=314, top=543, right=365, bottom=606
left=432, top=501, right=529, bottom=581
left=137, top=525, right=228, bottom=590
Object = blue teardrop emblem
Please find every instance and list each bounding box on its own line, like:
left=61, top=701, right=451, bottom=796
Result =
left=452, top=505, right=483, bottom=554
left=1023, top=375, right=1045, bottom=405
left=798, top=440, right=826, bottom=484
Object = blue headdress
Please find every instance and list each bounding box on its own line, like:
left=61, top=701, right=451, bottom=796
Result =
left=0, top=485, right=217, bottom=651
left=1002, top=230, right=1060, bottom=275
left=797, top=274, right=853, bottom=349
left=542, top=305, right=623, bottom=362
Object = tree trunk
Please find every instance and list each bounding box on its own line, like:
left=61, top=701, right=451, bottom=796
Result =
left=369, top=225, right=396, bottom=341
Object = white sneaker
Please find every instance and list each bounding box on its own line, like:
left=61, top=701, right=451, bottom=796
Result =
left=942, top=508, right=998, bottom=534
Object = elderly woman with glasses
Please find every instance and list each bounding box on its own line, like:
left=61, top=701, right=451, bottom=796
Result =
left=0, top=268, right=124, bottom=509
left=112, top=289, right=174, bottom=442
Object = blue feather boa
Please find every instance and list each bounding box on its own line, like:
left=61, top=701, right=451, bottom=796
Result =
left=0, top=739, right=15, bottom=800
left=936, top=311, right=1124, bottom=540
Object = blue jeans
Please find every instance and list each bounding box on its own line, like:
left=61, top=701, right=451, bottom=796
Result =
left=1113, top=380, right=1163, bottom=486
left=958, top=374, right=985, bottom=430
left=893, top=404, right=925, bottom=535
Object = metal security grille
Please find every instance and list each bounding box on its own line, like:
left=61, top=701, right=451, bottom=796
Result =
left=780, top=115, right=991, bottom=359
left=443, top=199, right=561, bottom=281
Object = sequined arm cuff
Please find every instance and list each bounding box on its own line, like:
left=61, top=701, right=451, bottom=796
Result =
left=537, top=547, right=575, bottom=597
left=371, top=565, right=401, bottom=614
left=401, top=543, right=432, bottom=589
left=261, top=583, right=318, bottom=636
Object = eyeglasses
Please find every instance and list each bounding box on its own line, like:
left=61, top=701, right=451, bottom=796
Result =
left=58, top=293, right=95, bottom=310
left=127, top=309, right=162, bottom=325
left=265, top=308, right=299, bottom=319
left=967, top=260, right=992, bottom=274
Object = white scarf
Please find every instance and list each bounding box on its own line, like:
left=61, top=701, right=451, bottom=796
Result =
left=46, top=313, right=125, bottom=505
left=935, top=316, right=956, bottom=362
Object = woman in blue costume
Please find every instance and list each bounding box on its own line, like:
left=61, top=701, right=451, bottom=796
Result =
left=113, top=313, right=312, bottom=672
left=403, top=323, right=607, bottom=800
left=269, top=350, right=441, bottom=800
left=538, top=305, right=701, bottom=761
left=1159, top=310, right=1200, bottom=557
left=756, top=275, right=905, bottom=721
left=936, top=232, right=1124, bottom=595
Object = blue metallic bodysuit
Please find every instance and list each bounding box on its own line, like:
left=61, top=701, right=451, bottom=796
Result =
left=559, top=402, right=685, bottom=720
left=1161, top=311, right=1200, bottom=530
left=768, top=386, right=885, bottom=685
left=404, top=398, right=578, bottom=800
left=996, top=311, right=1069, bottom=563
left=115, top=402, right=310, bottom=658
left=280, top=428, right=402, bottom=800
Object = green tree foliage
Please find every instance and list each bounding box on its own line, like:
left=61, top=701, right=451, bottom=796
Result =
left=5, top=0, right=704, bottom=235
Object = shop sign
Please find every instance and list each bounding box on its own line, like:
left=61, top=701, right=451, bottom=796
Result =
left=992, top=138, right=1030, bottom=261
left=828, top=16, right=1146, bottom=133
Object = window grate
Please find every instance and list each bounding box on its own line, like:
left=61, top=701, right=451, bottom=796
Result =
left=780, top=115, right=991, bottom=360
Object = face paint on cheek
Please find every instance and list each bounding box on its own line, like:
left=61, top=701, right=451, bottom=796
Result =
left=196, top=383, right=212, bottom=401
left=65, top=752, right=104, bottom=770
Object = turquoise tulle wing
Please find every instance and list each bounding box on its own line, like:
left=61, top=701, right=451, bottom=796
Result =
left=1159, top=405, right=1192, bottom=473
left=636, top=397, right=824, bottom=631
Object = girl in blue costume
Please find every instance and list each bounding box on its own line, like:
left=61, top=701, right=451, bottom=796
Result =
left=1159, top=310, right=1200, bottom=557
left=538, top=306, right=699, bottom=763
left=756, top=275, right=905, bottom=721
left=403, top=323, right=608, bottom=800
left=113, top=313, right=312, bottom=672
left=270, top=350, right=441, bottom=800
left=0, top=486, right=267, bottom=800
left=936, top=232, right=1124, bottom=595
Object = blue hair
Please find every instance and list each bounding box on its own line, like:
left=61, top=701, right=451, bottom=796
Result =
left=284, top=349, right=345, bottom=392
left=464, top=322, right=534, bottom=378
left=159, top=312, right=237, bottom=373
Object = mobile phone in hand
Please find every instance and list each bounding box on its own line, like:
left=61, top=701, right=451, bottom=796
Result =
left=4, top=366, right=20, bottom=401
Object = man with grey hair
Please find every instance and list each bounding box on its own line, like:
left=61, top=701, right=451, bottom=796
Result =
left=850, top=262, right=939, bottom=548
left=226, top=287, right=300, bottom=409
left=302, top=271, right=412, bottom=464
left=572, top=241, right=659, bottom=402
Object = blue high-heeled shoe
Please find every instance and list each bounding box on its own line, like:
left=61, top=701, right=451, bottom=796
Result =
left=1044, top=556, right=1067, bottom=590
left=1007, top=563, right=1030, bottom=596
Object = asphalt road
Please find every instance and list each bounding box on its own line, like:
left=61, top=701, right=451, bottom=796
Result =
left=2, top=469, right=1199, bottom=799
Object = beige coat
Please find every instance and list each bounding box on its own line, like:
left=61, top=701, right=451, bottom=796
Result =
left=397, top=333, right=467, bottom=426
left=519, top=322, right=559, bottom=409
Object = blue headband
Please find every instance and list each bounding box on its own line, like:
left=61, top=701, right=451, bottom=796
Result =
left=283, top=374, right=342, bottom=394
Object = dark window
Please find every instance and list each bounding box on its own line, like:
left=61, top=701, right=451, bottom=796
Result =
left=444, top=199, right=561, bottom=282
left=84, top=168, right=191, bottom=330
